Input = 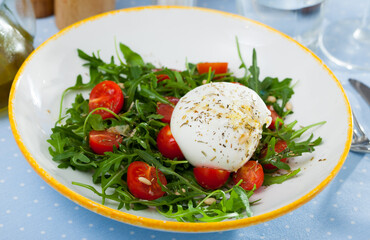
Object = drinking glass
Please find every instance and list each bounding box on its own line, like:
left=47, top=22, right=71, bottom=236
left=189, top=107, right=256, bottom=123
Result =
left=319, top=1, right=370, bottom=70
left=236, top=0, right=326, bottom=47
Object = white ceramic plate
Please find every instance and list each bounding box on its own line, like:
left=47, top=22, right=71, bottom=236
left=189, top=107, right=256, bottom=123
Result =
left=9, top=6, right=352, bottom=232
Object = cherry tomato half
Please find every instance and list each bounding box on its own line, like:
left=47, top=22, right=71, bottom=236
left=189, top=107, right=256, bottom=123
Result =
left=267, top=105, right=282, bottom=130
left=232, top=161, right=264, bottom=191
left=156, top=125, right=184, bottom=160
left=156, top=96, right=180, bottom=123
left=127, top=161, right=167, bottom=200
left=89, top=130, right=123, bottom=155
left=193, top=167, right=230, bottom=189
left=196, top=62, right=228, bottom=75
left=89, top=80, right=124, bottom=120
left=262, top=140, right=288, bottom=170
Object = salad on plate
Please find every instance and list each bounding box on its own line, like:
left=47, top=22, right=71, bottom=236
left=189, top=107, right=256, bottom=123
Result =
left=47, top=40, right=325, bottom=222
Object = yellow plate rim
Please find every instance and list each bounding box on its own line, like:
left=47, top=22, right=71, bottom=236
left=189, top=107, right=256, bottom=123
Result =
left=8, top=6, right=352, bottom=232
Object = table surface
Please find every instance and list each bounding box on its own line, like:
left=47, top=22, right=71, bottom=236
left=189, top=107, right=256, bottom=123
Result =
left=1, top=0, right=370, bottom=239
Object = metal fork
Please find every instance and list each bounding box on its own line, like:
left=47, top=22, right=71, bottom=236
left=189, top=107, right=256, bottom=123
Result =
left=351, top=111, right=370, bottom=153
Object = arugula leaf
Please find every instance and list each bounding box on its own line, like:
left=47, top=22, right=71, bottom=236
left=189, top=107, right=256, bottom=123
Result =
left=119, top=43, right=144, bottom=66
left=247, top=49, right=261, bottom=94
left=263, top=168, right=301, bottom=186
left=261, top=77, right=294, bottom=116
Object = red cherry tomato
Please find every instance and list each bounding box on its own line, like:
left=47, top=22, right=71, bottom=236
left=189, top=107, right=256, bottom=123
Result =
left=89, top=130, right=123, bottom=155
left=127, top=161, right=167, bottom=200
left=153, top=68, right=170, bottom=82
left=262, top=140, right=288, bottom=170
left=156, top=96, right=180, bottom=123
left=89, top=80, right=124, bottom=120
left=232, top=161, right=264, bottom=191
left=193, top=167, right=230, bottom=189
left=196, top=62, right=228, bottom=75
left=267, top=105, right=282, bottom=130
left=156, top=125, right=184, bottom=160
left=156, top=74, right=170, bottom=82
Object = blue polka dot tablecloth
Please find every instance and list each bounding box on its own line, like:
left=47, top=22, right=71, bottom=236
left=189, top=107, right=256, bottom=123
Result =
left=1, top=0, right=370, bottom=240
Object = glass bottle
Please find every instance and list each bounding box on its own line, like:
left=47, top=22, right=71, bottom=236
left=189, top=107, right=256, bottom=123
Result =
left=0, top=0, right=35, bottom=111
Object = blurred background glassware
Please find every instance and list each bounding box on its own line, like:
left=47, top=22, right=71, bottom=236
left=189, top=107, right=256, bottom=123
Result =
left=0, top=0, right=35, bottom=111
left=151, top=0, right=196, bottom=6
left=236, top=0, right=325, bottom=48
left=319, top=1, right=370, bottom=70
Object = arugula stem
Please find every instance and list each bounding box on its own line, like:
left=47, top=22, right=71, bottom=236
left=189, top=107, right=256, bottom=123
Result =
left=82, top=107, right=121, bottom=136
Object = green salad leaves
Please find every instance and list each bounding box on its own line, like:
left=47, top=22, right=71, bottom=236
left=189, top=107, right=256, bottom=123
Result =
left=47, top=39, right=325, bottom=222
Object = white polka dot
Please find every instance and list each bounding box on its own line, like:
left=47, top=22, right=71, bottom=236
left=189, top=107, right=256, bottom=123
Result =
left=348, top=236, right=352, bottom=239
left=264, top=223, right=269, bottom=226
left=6, top=166, right=12, bottom=170
left=27, top=169, right=31, bottom=173
left=61, top=234, right=66, bottom=238
left=354, top=207, right=358, bottom=212
left=6, top=210, right=11, bottom=214
left=361, top=169, right=367, bottom=173
left=359, top=182, right=364, bottom=185
left=89, top=224, right=93, bottom=227
left=47, top=217, right=52, bottom=221
left=351, top=221, right=355, bottom=224
left=109, top=227, right=114, bottom=231
left=330, top=218, right=335, bottom=221
left=13, top=153, right=18, bottom=157
left=13, top=196, right=18, bottom=200
left=313, top=200, right=318, bottom=205
left=68, top=220, right=73, bottom=224
left=0, top=179, right=4, bottom=183
left=0, top=224, right=4, bottom=228
left=336, top=191, right=341, bottom=195
left=1, top=138, right=5, bottom=142
left=171, top=238, right=176, bottom=240
left=357, top=194, right=361, bottom=198
left=20, top=183, right=25, bottom=187
left=33, top=199, right=38, bottom=203
left=54, top=203, right=59, bottom=207
left=19, top=227, right=24, bottom=231
left=239, top=233, right=245, bottom=237
left=333, top=204, right=338, bottom=208
left=41, top=231, right=46, bottom=234
left=309, top=214, right=314, bottom=218
left=40, top=186, right=45, bottom=190
left=343, top=166, right=347, bottom=169
left=74, top=206, right=79, bottom=210
left=306, top=228, right=310, bottom=232
left=82, top=238, right=87, bottom=240
left=339, top=179, right=344, bottom=182
left=150, top=235, right=156, bottom=239
left=327, top=232, right=332, bottom=235
left=289, top=212, right=293, bottom=215
left=26, top=213, right=31, bottom=217
left=285, top=225, right=290, bottom=229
